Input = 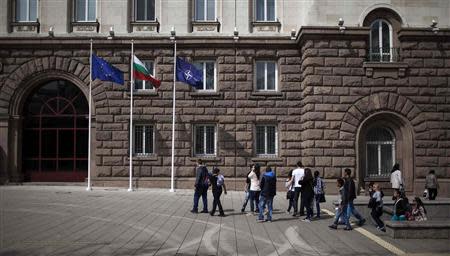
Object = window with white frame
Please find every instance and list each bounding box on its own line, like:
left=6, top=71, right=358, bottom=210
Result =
left=16, top=0, right=38, bottom=22
left=134, top=124, right=154, bottom=155
left=256, top=61, right=277, bottom=91
left=135, top=0, right=155, bottom=21
left=194, top=124, right=216, bottom=156
left=256, top=125, right=277, bottom=156
left=75, top=0, right=96, bottom=22
left=370, top=19, right=393, bottom=62
left=193, top=61, right=216, bottom=91
left=195, top=0, right=215, bottom=21
left=135, top=60, right=155, bottom=90
left=366, top=127, right=395, bottom=177
left=255, top=0, right=275, bottom=21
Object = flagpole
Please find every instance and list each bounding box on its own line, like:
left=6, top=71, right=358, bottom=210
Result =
left=128, top=40, right=134, bottom=192
left=86, top=39, right=93, bottom=191
left=170, top=28, right=176, bottom=192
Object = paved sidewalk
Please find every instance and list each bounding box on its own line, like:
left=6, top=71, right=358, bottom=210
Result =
left=0, top=186, right=448, bottom=256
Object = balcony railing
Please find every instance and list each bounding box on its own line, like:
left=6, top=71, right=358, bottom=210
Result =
left=368, top=47, right=400, bottom=62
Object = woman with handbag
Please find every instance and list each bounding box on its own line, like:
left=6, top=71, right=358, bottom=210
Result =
left=390, top=163, right=404, bottom=198
left=285, top=170, right=295, bottom=214
left=313, top=170, right=325, bottom=219
left=299, top=168, right=315, bottom=222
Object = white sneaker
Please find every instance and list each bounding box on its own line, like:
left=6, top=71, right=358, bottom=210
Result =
left=246, top=212, right=253, bottom=216
left=301, top=218, right=311, bottom=223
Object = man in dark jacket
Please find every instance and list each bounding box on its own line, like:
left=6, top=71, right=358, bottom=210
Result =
left=191, top=159, right=209, bottom=213
left=257, top=166, right=277, bottom=222
left=343, top=168, right=366, bottom=230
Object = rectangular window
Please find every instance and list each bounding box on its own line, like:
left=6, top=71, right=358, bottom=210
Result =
left=193, top=61, right=216, bottom=91
left=256, top=0, right=275, bottom=21
left=16, top=0, right=37, bottom=22
left=194, top=124, right=216, bottom=156
left=256, top=125, right=277, bottom=156
left=134, top=125, right=154, bottom=155
left=255, top=61, right=277, bottom=91
left=195, top=0, right=215, bottom=21
left=75, top=0, right=96, bottom=22
left=135, top=60, right=155, bottom=90
left=135, top=0, right=155, bottom=21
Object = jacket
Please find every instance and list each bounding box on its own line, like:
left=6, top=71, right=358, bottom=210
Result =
left=425, top=174, right=438, bottom=189
left=248, top=171, right=261, bottom=191
left=195, top=165, right=209, bottom=188
left=393, top=198, right=407, bottom=216
left=299, top=176, right=314, bottom=198
left=260, top=170, right=276, bottom=197
left=343, top=177, right=356, bottom=204
left=390, top=170, right=403, bottom=189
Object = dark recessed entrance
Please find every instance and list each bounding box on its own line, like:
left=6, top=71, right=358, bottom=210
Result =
left=22, top=80, right=89, bottom=182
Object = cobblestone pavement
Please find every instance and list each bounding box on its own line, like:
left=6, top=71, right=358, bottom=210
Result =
left=0, top=186, right=448, bottom=256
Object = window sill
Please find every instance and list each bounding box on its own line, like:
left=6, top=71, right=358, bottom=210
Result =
left=363, top=62, right=408, bottom=79
left=251, top=21, right=281, bottom=32
left=71, top=20, right=100, bottom=33
left=251, top=157, right=283, bottom=162
left=250, top=91, right=283, bottom=99
left=127, top=90, right=159, bottom=97
left=363, top=176, right=390, bottom=182
left=189, top=91, right=222, bottom=98
left=10, top=21, right=40, bottom=33
left=191, top=20, right=220, bottom=32
left=190, top=156, right=222, bottom=163
left=130, top=20, right=160, bottom=33
left=132, top=154, right=158, bottom=161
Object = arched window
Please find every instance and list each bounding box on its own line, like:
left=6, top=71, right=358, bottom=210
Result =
left=370, top=19, right=393, bottom=62
left=366, top=127, right=395, bottom=177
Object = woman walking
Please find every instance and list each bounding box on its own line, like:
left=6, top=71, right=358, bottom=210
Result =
left=247, top=163, right=261, bottom=215
left=285, top=170, right=295, bottom=214
left=390, top=163, right=403, bottom=198
left=299, top=168, right=314, bottom=222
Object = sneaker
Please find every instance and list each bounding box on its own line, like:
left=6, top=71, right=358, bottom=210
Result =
left=241, top=208, right=245, bottom=213
left=292, top=213, right=298, bottom=217
left=301, top=218, right=311, bottom=223
left=190, top=210, right=198, bottom=214
left=344, top=226, right=353, bottom=231
left=380, top=227, right=386, bottom=232
left=246, top=212, right=254, bottom=216
left=219, top=213, right=226, bottom=217
left=201, top=210, right=209, bottom=213
left=257, top=219, right=265, bottom=223
left=265, top=219, right=272, bottom=223
left=328, top=224, right=337, bottom=229
left=358, top=219, right=366, bottom=226
left=210, top=212, right=215, bottom=216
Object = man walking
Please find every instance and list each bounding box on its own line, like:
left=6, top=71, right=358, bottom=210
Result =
left=343, top=168, right=366, bottom=230
left=291, top=161, right=305, bottom=216
left=258, top=166, right=277, bottom=222
left=191, top=159, right=209, bottom=213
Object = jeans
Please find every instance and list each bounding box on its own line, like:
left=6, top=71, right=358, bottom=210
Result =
left=211, top=188, right=223, bottom=215
left=370, top=207, right=384, bottom=228
left=428, top=188, right=437, bottom=200
left=333, top=204, right=348, bottom=225
left=193, top=186, right=208, bottom=212
left=345, top=200, right=364, bottom=227
left=258, top=195, right=274, bottom=221
left=314, top=194, right=321, bottom=218
left=293, top=187, right=302, bottom=214
left=242, top=191, right=250, bottom=210
left=249, top=190, right=260, bottom=212
left=287, top=193, right=294, bottom=212
left=302, top=193, right=314, bottom=220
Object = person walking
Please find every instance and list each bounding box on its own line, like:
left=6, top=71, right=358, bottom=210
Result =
left=247, top=163, right=261, bottom=215
left=329, top=178, right=347, bottom=229
left=313, top=170, right=324, bottom=219
left=425, top=170, right=439, bottom=200
left=390, top=163, right=403, bottom=197
left=257, top=166, right=277, bottom=222
left=291, top=161, right=305, bottom=217
left=343, top=168, right=366, bottom=230
left=241, top=164, right=253, bottom=212
left=369, top=183, right=386, bottom=232
left=209, top=168, right=227, bottom=217
left=191, top=159, right=210, bottom=214
left=285, top=170, right=295, bottom=214
left=299, top=168, right=314, bottom=222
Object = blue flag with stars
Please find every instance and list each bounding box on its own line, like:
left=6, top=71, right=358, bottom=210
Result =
left=91, top=54, right=124, bottom=85
left=176, top=57, right=203, bottom=89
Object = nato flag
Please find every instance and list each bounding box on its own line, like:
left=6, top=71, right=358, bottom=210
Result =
left=176, top=57, right=203, bottom=89
left=92, top=54, right=124, bottom=85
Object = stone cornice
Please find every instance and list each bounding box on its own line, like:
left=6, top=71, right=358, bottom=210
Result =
left=398, top=27, right=450, bottom=41
left=296, top=26, right=370, bottom=44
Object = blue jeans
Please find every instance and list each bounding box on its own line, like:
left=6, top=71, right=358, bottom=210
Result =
left=242, top=191, right=250, bottom=210
left=333, top=204, right=348, bottom=225
left=249, top=190, right=260, bottom=212
left=314, top=194, right=321, bottom=218
left=193, top=186, right=208, bottom=212
left=345, top=200, right=364, bottom=227
left=258, top=195, right=274, bottom=221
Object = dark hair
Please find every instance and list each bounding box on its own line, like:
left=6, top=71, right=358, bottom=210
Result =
left=213, top=168, right=220, bottom=174
left=414, top=197, right=427, bottom=214
left=254, top=164, right=261, bottom=179
left=429, top=170, right=435, bottom=174
left=393, top=189, right=401, bottom=198
left=368, top=181, right=374, bottom=187
left=391, top=163, right=400, bottom=173
left=288, top=169, right=293, bottom=179
left=197, top=159, right=203, bottom=165
left=304, top=168, right=313, bottom=181
left=265, top=166, right=272, bottom=173
left=313, top=170, right=320, bottom=178
left=337, top=178, right=344, bottom=187
left=344, top=168, right=351, bottom=176
left=297, top=161, right=303, bottom=168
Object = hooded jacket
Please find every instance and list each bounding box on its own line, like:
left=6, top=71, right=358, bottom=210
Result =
left=260, top=169, right=277, bottom=197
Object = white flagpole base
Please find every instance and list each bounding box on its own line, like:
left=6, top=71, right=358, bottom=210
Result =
left=127, top=188, right=133, bottom=192
left=86, top=186, right=92, bottom=191
left=169, top=189, right=175, bottom=192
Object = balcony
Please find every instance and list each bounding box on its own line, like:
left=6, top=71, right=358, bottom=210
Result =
left=367, top=47, right=400, bottom=62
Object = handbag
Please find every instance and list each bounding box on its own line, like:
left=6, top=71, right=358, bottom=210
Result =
left=286, top=190, right=294, bottom=200
left=319, top=193, right=326, bottom=203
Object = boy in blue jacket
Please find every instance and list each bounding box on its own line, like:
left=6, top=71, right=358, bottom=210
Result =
left=258, top=166, right=277, bottom=222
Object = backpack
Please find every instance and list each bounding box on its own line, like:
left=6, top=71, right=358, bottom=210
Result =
left=202, top=167, right=210, bottom=187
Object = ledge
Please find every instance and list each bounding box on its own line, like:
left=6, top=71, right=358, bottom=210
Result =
left=130, top=20, right=160, bottom=33
left=363, top=62, right=408, bottom=79
left=191, top=21, right=221, bottom=32
left=71, top=20, right=100, bottom=33
left=252, top=21, right=281, bottom=33
left=251, top=157, right=283, bottom=162
left=296, top=26, right=370, bottom=44
left=250, top=91, right=283, bottom=99
left=127, top=90, right=159, bottom=97
left=398, top=27, right=450, bottom=40
left=189, top=91, right=222, bottom=98
left=189, top=157, right=222, bottom=163
left=10, top=21, right=40, bottom=33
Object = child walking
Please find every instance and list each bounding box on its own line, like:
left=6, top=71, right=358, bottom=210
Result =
left=329, top=178, right=347, bottom=229
left=369, top=183, right=385, bottom=232
left=209, top=168, right=227, bottom=217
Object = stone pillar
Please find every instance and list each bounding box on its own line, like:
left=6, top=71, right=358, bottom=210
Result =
left=8, top=115, right=23, bottom=182
left=0, top=116, right=9, bottom=184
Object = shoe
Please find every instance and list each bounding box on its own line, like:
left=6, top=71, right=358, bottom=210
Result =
left=328, top=224, right=337, bottom=229
left=191, top=210, right=198, bottom=214
left=265, top=219, right=272, bottom=223
left=241, top=208, right=245, bottom=213
left=219, top=213, right=226, bottom=217
left=201, top=210, right=209, bottom=213
left=380, top=227, right=386, bottom=232
left=292, top=213, right=298, bottom=217
left=358, top=219, right=366, bottom=226
left=299, top=213, right=305, bottom=217
left=246, top=212, right=253, bottom=216
left=210, top=212, right=215, bottom=216
left=257, top=219, right=265, bottom=223
left=301, top=218, right=311, bottom=223
left=344, top=227, right=353, bottom=231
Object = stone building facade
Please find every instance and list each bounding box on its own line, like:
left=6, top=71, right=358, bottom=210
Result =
left=0, top=0, right=449, bottom=195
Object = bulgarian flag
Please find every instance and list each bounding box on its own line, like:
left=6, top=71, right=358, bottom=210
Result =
left=133, top=55, right=161, bottom=88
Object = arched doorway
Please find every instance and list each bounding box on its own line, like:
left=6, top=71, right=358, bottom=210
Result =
left=22, top=80, right=88, bottom=182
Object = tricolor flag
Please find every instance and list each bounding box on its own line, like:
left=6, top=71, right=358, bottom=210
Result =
left=133, top=55, right=161, bottom=88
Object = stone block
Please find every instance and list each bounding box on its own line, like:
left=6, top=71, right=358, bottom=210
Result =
left=256, top=49, right=276, bottom=57
left=314, top=86, right=332, bottom=95
left=333, top=67, right=351, bottom=76
left=343, top=76, right=362, bottom=87
left=325, top=57, right=345, bottom=67
left=318, top=49, right=338, bottom=57
left=429, top=77, right=447, bottom=87
left=103, top=156, right=123, bottom=165
left=332, top=157, right=355, bottom=167
left=303, top=57, right=324, bottom=67
left=346, top=58, right=364, bottom=67
left=315, top=157, right=332, bottom=166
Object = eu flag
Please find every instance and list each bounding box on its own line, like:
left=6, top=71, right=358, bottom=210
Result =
left=92, top=54, right=124, bottom=85
left=176, top=57, right=203, bottom=89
